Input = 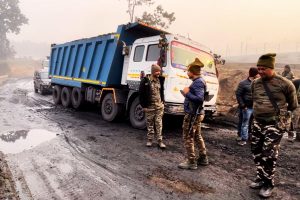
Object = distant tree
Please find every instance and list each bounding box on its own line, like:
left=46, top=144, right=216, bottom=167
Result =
left=0, top=0, right=28, bottom=60
left=125, top=0, right=175, bottom=29
left=138, top=5, right=175, bottom=29
left=126, top=0, right=153, bottom=23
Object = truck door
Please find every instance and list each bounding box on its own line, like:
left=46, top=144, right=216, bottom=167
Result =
left=127, top=42, right=160, bottom=82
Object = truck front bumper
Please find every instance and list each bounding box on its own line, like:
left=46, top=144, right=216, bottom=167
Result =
left=164, top=103, right=185, bottom=115
left=164, top=103, right=217, bottom=116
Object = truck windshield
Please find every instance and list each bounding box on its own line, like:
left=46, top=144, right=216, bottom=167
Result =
left=40, top=72, right=49, bottom=79
left=171, top=41, right=216, bottom=74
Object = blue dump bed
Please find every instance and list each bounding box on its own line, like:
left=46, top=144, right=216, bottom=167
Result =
left=49, top=22, right=166, bottom=88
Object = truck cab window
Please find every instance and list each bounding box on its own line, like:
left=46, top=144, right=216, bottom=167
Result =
left=133, top=45, right=145, bottom=62
left=146, top=44, right=160, bottom=61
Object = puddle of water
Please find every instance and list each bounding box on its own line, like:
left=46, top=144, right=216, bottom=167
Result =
left=0, top=129, right=57, bottom=154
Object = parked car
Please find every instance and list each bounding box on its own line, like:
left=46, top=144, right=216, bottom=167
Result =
left=33, top=70, right=52, bottom=95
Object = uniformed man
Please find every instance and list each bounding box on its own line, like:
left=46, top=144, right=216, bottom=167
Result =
left=139, top=64, right=166, bottom=149
left=290, top=79, right=300, bottom=141
left=178, top=58, right=209, bottom=170
left=250, top=53, right=298, bottom=198
left=281, top=64, right=295, bottom=81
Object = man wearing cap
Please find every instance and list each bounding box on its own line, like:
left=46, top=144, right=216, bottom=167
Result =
left=235, top=67, right=260, bottom=145
left=139, top=64, right=166, bottom=149
left=250, top=53, right=298, bottom=198
left=178, top=58, right=209, bottom=170
left=281, top=64, right=295, bottom=81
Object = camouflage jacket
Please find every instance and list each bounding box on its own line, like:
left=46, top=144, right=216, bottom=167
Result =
left=139, top=74, right=165, bottom=109
left=292, top=79, right=300, bottom=103
left=252, top=74, right=298, bottom=121
left=281, top=71, right=295, bottom=80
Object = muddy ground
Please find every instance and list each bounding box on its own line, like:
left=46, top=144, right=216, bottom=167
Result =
left=0, top=65, right=299, bottom=199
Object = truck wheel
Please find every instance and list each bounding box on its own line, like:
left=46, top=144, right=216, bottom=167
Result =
left=53, top=85, right=62, bottom=105
left=61, top=87, right=72, bottom=107
left=101, top=93, right=123, bottom=122
left=34, top=85, right=38, bottom=93
left=129, top=97, right=146, bottom=129
left=71, top=87, right=83, bottom=109
left=40, top=86, right=45, bottom=95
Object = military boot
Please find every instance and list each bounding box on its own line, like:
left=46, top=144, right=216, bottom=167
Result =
left=249, top=180, right=264, bottom=189
left=178, top=160, right=197, bottom=170
left=259, top=185, right=274, bottom=198
left=197, top=154, right=209, bottom=166
left=158, top=140, right=166, bottom=149
left=146, top=139, right=152, bottom=147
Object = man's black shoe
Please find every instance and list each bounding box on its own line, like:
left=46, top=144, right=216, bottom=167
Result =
left=259, top=185, right=274, bottom=198
left=249, top=180, right=264, bottom=189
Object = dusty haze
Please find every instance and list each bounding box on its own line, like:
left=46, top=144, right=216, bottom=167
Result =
left=8, top=0, right=300, bottom=60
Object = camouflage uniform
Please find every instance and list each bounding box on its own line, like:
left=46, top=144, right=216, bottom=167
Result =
left=182, top=114, right=206, bottom=162
left=145, top=76, right=164, bottom=141
left=291, top=80, right=300, bottom=140
left=281, top=71, right=295, bottom=81
left=251, top=74, right=298, bottom=187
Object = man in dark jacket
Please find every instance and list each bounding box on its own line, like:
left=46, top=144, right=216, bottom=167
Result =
left=235, top=67, right=259, bottom=145
left=139, top=64, right=166, bottom=149
left=178, top=58, right=208, bottom=170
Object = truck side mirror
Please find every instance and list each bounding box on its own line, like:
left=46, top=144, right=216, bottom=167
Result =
left=121, top=41, right=129, bottom=56
left=122, top=46, right=129, bottom=56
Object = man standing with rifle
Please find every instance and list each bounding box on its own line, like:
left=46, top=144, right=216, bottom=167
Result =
left=178, top=58, right=209, bottom=170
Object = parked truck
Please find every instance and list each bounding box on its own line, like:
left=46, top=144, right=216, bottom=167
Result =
left=49, top=22, right=219, bottom=129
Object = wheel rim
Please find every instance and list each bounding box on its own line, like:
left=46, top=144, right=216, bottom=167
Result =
left=104, top=99, right=113, bottom=114
left=134, top=104, right=144, bottom=121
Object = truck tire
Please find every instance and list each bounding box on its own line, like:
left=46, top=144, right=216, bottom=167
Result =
left=101, top=93, right=123, bottom=122
left=34, top=85, right=38, bottom=93
left=129, top=97, right=146, bottom=129
left=71, top=87, right=83, bottom=109
left=61, top=87, right=72, bottom=107
left=53, top=85, right=62, bottom=105
left=40, top=86, right=45, bottom=95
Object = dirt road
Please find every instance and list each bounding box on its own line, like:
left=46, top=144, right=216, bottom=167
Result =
left=0, top=78, right=299, bottom=200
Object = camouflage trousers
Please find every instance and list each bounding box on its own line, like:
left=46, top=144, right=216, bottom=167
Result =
left=182, top=114, right=207, bottom=163
left=145, top=106, right=164, bottom=141
left=251, top=119, right=284, bottom=187
left=290, top=107, right=300, bottom=140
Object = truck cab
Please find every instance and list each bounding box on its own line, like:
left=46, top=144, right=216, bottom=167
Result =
left=123, top=34, right=219, bottom=128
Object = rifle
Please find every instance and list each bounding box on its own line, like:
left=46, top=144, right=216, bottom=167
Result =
left=188, top=105, right=203, bottom=134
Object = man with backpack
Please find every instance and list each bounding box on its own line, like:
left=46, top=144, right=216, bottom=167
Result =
left=178, top=58, right=209, bottom=170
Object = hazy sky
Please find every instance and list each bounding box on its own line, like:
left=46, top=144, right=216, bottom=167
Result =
left=8, top=0, right=300, bottom=57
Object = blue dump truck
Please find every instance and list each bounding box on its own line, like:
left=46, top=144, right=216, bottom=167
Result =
left=49, top=22, right=219, bottom=129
